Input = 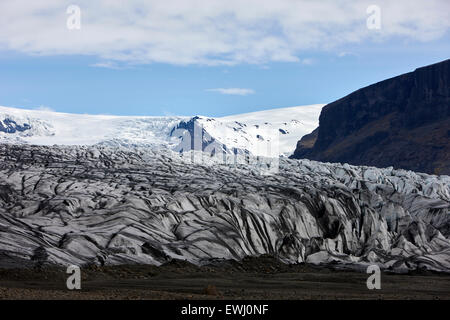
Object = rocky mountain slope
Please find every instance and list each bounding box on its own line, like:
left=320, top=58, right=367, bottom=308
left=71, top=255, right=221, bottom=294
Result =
left=291, top=59, right=450, bottom=175
left=1, top=144, right=449, bottom=272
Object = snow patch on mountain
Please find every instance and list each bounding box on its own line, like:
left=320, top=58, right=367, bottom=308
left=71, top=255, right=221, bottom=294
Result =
left=197, top=104, right=323, bottom=156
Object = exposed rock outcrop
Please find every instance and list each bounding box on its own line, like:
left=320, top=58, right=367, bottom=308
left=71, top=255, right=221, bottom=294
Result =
left=0, top=118, right=31, bottom=133
left=291, top=59, right=450, bottom=175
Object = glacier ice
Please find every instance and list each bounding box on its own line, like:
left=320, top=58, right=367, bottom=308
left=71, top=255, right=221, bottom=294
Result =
left=0, top=144, right=449, bottom=272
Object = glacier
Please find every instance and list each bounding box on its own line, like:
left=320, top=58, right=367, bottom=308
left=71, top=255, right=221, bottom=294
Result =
left=0, top=105, right=324, bottom=156
left=0, top=144, right=449, bottom=272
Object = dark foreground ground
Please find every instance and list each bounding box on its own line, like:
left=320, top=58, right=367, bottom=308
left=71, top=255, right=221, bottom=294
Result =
left=0, top=256, right=449, bottom=300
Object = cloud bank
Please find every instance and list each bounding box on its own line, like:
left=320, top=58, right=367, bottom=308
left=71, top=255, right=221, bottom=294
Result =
left=207, top=88, right=255, bottom=96
left=0, top=0, right=448, bottom=66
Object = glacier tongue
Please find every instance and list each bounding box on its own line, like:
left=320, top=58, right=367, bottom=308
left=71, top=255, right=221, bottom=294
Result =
left=0, top=105, right=187, bottom=147
left=0, top=144, right=449, bottom=272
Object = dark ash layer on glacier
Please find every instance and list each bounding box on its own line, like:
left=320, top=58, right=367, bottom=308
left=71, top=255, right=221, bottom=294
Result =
left=0, top=144, right=449, bottom=272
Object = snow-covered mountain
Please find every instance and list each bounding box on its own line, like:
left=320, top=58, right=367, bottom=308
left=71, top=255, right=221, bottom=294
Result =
left=0, top=105, right=323, bottom=156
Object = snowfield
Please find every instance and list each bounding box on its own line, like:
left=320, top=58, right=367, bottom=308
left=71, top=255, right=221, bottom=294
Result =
left=0, top=105, right=187, bottom=147
left=196, top=104, right=324, bottom=156
left=0, top=105, right=324, bottom=156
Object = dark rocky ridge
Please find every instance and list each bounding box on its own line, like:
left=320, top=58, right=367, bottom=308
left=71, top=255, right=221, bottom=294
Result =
left=291, top=59, right=450, bottom=175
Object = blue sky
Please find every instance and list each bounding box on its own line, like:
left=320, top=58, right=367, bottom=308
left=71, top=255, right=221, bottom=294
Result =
left=0, top=1, right=449, bottom=117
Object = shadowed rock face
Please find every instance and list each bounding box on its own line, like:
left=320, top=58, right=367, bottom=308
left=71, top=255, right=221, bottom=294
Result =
left=0, top=118, right=31, bottom=133
left=0, top=144, right=449, bottom=272
left=291, top=59, right=450, bottom=175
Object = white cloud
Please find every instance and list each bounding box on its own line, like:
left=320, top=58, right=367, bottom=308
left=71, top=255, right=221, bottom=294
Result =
left=207, top=88, right=255, bottom=96
left=34, top=105, right=54, bottom=112
left=300, top=58, right=315, bottom=65
left=0, top=0, right=448, bottom=66
left=90, top=61, right=121, bottom=69
left=338, top=52, right=358, bottom=58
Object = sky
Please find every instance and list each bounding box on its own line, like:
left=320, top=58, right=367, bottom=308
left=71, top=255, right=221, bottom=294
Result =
left=0, top=0, right=449, bottom=117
